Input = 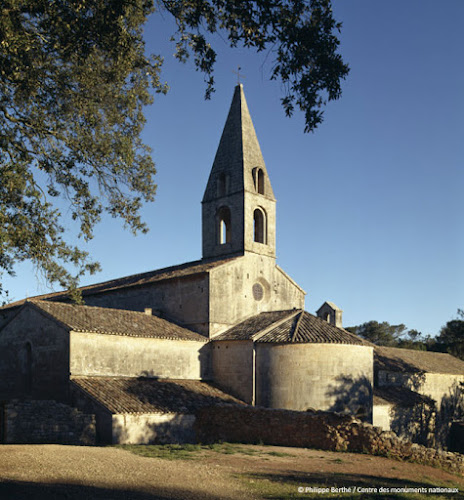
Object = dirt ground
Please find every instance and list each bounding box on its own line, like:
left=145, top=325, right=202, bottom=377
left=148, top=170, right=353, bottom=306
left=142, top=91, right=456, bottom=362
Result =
left=0, top=444, right=463, bottom=499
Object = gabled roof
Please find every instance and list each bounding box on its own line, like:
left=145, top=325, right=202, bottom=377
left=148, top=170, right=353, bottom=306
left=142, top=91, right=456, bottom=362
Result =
left=1, top=257, right=237, bottom=310
left=213, top=309, right=370, bottom=346
left=375, top=346, right=464, bottom=375
left=72, top=377, right=244, bottom=414
left=29, top=300, right=206, bottom=342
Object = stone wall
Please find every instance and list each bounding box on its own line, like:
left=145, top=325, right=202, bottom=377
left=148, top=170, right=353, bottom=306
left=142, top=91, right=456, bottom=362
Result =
left=112, top=413, right=196, bottom=444
left=378, top=371, right=464, bottom=407
left=209, top=254, right=305, bottom=336
left=3, top=400, right=95, bottom=445
left=0, top=306, right=70, bottom=401
left=82, top=274, right=211, bottom=336
left=194, top=405, right=464, bottom=476
left=211, top=340, right=253, bottom=403
left=70, top=333, right=210, bottom=380
left=256, top=343, right=373, bottom=415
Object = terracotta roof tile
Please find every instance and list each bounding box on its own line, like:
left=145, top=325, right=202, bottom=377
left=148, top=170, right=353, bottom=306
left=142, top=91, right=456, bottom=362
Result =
left=212, top=310, right=296, bottom=341
left=72, top=377, right=244, bottom=414
left=31, top=300, right=206, bottom=342
left=375, top=346, right=464, bottom=375
left=214, top=310, right=370, bottom=346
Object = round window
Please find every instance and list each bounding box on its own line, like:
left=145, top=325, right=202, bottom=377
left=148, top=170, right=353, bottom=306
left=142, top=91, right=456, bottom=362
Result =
left=252, top=283, right=264, bottom=301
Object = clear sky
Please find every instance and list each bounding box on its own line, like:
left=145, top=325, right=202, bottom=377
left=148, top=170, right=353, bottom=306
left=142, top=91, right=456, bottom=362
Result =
left=3, top=0, right=463, bottom=337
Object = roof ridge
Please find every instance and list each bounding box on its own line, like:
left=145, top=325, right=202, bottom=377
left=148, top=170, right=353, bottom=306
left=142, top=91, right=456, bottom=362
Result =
left=252, top=309, right=301, bottom=342
left=290, top=310, right=305, bottom=342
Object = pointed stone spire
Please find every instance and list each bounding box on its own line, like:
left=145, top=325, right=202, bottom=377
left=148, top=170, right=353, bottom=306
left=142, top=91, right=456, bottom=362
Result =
left=203, top=84, right=275, bottom=202
left=202, top=84, right=276, bottom=260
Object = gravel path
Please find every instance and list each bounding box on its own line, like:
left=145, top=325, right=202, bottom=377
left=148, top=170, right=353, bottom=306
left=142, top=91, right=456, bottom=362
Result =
left=0, top=445, right=251, bottom=499
left=0, top=444, right=463, bottom=499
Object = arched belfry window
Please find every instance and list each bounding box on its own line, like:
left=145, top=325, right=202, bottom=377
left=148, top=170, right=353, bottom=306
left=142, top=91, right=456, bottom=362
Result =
left=217, top=206, right=231, bottom=245
left=253, top=208, right=267, bottom=244
left=252, top=168, right=265, bottom=195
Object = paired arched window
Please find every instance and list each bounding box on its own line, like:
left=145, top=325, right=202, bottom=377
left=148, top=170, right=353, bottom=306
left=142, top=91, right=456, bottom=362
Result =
left=217, top=206, right=231, bottom=244
left=253, top=208, right=267, bottom=244
left=252, top=168, right=265, bottom=195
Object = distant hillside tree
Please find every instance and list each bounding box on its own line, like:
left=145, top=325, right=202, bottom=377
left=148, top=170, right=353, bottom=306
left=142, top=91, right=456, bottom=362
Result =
left=346, top=321, right=428, bottom=350
left=434, top=310, right=464, bottom=361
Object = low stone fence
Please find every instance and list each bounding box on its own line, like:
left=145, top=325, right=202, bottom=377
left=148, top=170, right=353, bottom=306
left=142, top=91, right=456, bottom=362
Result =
left=194, top=405, right=464, bottom=476
left=3, top=400, right=95, bottom=445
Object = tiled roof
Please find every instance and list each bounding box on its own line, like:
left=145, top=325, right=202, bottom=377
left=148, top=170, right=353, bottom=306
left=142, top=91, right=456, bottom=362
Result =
left=214, top=310, right=370, bottom=346
left=72, top=377, right=244, bottom=414
left=375, top=346, right=464, bottom=375
left=212, top=310, right=295, bottom=340
left=373, top=386, right=435, bottom=407
left=1, top=257, right=237, bottom=310
left=30, top=300, right=206, bottom=342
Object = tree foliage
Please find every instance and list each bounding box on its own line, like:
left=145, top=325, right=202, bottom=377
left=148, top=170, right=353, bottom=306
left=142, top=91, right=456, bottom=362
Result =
left=435, top=309, right=464, bottom=360
left=0, top=0, right=348, bottom=299
left=346, top=321, right=428, bottom=350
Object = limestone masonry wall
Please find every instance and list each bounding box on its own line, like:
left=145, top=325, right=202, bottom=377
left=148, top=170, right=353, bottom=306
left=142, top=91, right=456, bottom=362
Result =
left=194, top=405, right=464, bottom=476
left=70, top=333, right=209, bottom=380
left=3, top=400, right=95, bottom=445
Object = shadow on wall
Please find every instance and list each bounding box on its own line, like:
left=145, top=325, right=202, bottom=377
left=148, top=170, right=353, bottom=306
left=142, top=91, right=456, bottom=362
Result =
left=138, top=342, right=211, bottom=381
left=325, top=375, right=373, bottom=421
left=389, top=396, right=436, bottom=447
left=436, top=381, right=464, bottom=449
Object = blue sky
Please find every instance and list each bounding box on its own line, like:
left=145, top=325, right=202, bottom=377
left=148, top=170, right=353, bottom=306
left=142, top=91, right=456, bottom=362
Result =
left=4, top=0, right=463, bottom=337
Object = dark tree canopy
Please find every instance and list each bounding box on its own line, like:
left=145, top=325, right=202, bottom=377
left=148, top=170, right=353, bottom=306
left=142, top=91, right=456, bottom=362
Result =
left=346, top=321, right=408, bottom=347
left=346, top=321, right=430, bottom=350
left=0, top=0, right=349, bottom=300
left=435, top=310, right=464, bottom=360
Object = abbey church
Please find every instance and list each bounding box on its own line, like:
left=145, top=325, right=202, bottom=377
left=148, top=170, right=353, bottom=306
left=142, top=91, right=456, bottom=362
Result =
left=1, top=85, right=463, bottom=446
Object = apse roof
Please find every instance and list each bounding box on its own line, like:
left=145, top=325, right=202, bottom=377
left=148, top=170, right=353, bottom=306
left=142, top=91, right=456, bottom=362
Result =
left=28, top=300, right=206, bottom=342
left=213, top=309, right=370, bottom=346
left=72, top=377, right=244, bottom=414
left=375, top=346, right=464, bottom=375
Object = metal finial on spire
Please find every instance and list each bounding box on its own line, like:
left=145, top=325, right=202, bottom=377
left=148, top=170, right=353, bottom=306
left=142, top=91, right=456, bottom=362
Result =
left=232, top=66, right=245, bottom=85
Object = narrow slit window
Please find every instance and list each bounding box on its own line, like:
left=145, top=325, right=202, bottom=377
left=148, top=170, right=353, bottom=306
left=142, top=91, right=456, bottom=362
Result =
left=217, top=173, right=227, bottom=197
left=257, top=169, right=265, bottom=194
left=217, top=207, right=231, bottom=244
left=253, top=208, right=266, bottom=244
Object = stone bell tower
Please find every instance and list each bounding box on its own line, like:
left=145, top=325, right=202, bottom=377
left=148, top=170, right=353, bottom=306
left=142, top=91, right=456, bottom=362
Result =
left=202, top=84, right=276, bottom=260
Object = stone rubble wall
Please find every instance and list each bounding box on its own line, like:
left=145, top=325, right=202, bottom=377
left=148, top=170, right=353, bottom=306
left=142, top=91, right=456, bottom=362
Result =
left=3, top=400, right=95, bottom=445
left=194, top=405, right=464, bottom=476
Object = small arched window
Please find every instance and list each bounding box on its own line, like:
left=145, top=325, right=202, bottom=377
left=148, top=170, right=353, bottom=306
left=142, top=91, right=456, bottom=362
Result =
left=253, top=208, right=266, bottom=244
left=252, top=168, right=265, bottom=195
left=217, top=206, right=231, bottom=244
left=257, top=169, right=265, bottom=194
